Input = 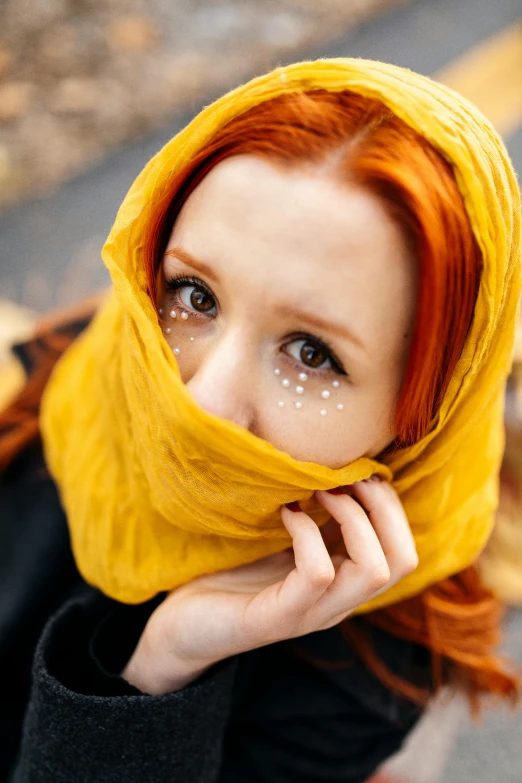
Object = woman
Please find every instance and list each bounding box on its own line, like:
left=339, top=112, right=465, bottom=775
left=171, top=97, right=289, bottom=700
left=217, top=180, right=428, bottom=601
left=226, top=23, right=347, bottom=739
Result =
left=1, top=59, right=520, bottom=782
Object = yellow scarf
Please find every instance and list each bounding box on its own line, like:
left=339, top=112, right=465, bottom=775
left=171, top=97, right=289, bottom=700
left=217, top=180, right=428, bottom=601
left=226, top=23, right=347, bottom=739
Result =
left=41, top=59, right=521, bottom=610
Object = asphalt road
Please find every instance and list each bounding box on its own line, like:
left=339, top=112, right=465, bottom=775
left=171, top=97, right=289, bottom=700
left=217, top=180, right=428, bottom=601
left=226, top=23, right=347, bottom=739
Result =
left=2, top=0, right=522, bottom=311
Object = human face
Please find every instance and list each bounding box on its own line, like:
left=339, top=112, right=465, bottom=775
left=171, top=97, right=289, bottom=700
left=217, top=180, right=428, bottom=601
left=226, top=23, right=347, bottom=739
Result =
left=159, top=154, right=416, bottom=468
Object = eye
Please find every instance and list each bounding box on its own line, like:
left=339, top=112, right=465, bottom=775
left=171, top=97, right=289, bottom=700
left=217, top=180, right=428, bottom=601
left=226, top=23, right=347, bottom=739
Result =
left=165, top=275, right=218, bottom=317
left=179, top=284, right=217, bottom=315
left=284, top=337, right=336, bottom=371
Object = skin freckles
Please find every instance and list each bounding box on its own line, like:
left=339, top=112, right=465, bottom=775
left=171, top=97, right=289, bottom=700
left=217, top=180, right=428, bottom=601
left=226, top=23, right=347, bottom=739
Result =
left=159, top=154, right=417, bottom=468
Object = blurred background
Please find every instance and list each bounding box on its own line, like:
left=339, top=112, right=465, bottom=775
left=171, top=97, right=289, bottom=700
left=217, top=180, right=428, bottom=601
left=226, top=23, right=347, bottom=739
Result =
left=1, top=0, right=522, bottom=780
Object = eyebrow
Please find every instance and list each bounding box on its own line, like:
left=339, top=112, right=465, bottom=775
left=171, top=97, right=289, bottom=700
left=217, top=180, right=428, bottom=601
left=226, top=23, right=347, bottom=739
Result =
left=165, top=246, right=219, bottom=283
left=165, top=245, right=366, bottom=352
left=274, top=304, right=366, bottom=351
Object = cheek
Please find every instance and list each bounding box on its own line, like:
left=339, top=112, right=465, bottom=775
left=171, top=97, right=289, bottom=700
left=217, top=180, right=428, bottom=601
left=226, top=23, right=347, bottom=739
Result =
left=255, top=380, right=396, bottom=468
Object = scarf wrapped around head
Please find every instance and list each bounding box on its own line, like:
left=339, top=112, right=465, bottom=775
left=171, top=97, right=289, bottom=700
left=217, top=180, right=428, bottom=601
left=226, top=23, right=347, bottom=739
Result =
left=40, top=59, right=521, bottom=609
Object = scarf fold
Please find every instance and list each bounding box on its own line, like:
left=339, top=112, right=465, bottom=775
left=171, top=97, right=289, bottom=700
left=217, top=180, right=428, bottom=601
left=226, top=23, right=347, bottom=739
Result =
left=41, top=59, right=521, bottom=608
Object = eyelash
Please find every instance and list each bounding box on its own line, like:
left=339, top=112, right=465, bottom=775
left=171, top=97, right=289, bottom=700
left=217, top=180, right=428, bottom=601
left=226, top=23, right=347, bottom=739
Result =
left=163, top=274, right=347, bottom=377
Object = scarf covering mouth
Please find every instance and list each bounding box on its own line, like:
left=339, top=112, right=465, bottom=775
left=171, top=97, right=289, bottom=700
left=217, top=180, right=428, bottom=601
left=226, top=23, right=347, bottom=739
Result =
left=40, top=59, right=521, bottom=609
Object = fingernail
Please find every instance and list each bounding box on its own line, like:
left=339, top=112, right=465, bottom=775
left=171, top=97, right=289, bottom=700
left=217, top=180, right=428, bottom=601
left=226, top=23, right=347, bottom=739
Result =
left=363, top=474, right=382, bottom=483
left=285, top=501, right=301, bottom=513
left=326, top=487, right=346, bottom=495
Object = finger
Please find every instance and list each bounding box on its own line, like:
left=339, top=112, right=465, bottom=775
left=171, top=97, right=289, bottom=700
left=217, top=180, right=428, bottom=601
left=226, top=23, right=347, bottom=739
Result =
left=261, top=505, right=335, bottom=625
left=309, top=490, right=390, bottom=619
left=315, top=490, right=387, bottom=572
left=349, top=479, right=418, bottom=585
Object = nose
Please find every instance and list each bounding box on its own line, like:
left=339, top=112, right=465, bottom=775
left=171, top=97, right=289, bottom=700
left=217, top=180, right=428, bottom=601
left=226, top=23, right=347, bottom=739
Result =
left=185, top=328, right=257, bottom=431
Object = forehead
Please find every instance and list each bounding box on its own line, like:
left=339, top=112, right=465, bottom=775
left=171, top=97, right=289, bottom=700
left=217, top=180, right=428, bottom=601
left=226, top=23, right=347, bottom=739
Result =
left=170, top=154, right=416, bottom=350
left=176, top=156, right=405, bottom=269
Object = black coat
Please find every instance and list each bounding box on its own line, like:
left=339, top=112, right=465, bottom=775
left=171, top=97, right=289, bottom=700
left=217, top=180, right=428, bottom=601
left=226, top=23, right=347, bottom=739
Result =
left=1, top=336, right=430, bottom=782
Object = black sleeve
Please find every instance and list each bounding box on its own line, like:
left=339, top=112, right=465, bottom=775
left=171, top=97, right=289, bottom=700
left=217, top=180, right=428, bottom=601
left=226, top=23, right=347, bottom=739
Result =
left=11, top=591, right=238, bottom=783
left=218, top=622, right=428, bottom=783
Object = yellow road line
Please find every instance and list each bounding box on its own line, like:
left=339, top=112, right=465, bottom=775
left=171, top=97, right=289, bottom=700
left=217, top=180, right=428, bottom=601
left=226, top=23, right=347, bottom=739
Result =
left=435, top=21, right=522, bottom=138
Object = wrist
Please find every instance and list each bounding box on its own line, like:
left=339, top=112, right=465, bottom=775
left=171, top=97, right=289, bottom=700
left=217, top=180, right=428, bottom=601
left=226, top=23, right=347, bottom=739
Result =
left=121, top=618, right=213, bottom=695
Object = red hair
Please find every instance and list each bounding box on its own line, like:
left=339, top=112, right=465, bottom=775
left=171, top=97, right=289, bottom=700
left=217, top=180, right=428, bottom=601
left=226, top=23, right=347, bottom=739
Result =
left=143, top=90, right=481, bottom=448
left=139, top=89, right=517, bottom=707
left=0, top=91, right=517, bottom=709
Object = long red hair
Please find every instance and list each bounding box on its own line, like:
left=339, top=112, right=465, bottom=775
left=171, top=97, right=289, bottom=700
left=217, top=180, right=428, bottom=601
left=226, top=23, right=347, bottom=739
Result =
left=141, top=89, right=517, bottom=708
left=0, top=90, right=517, bottom=709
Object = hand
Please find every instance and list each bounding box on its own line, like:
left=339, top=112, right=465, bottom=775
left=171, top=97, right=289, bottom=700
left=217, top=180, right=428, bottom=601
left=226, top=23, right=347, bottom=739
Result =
left=122, top=478, right=418, bottom=694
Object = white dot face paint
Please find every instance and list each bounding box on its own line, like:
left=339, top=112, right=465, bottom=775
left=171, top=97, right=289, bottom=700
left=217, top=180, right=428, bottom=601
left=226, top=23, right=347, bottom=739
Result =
left=270, top=360, right=347, bottom=420
left=160, top=298, right=346, bottom=425
left=159, top=299, right=210, bottom=361
left=161, top=299, right=348, bottom=421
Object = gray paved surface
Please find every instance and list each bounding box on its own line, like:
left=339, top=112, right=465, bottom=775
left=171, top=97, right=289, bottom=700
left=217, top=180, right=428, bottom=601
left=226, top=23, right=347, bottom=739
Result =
left=444, top=609, right=522, bottom=783
left=2, top=0, right=522, bottom=313
left=1, top=0, right=521, bottom=779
